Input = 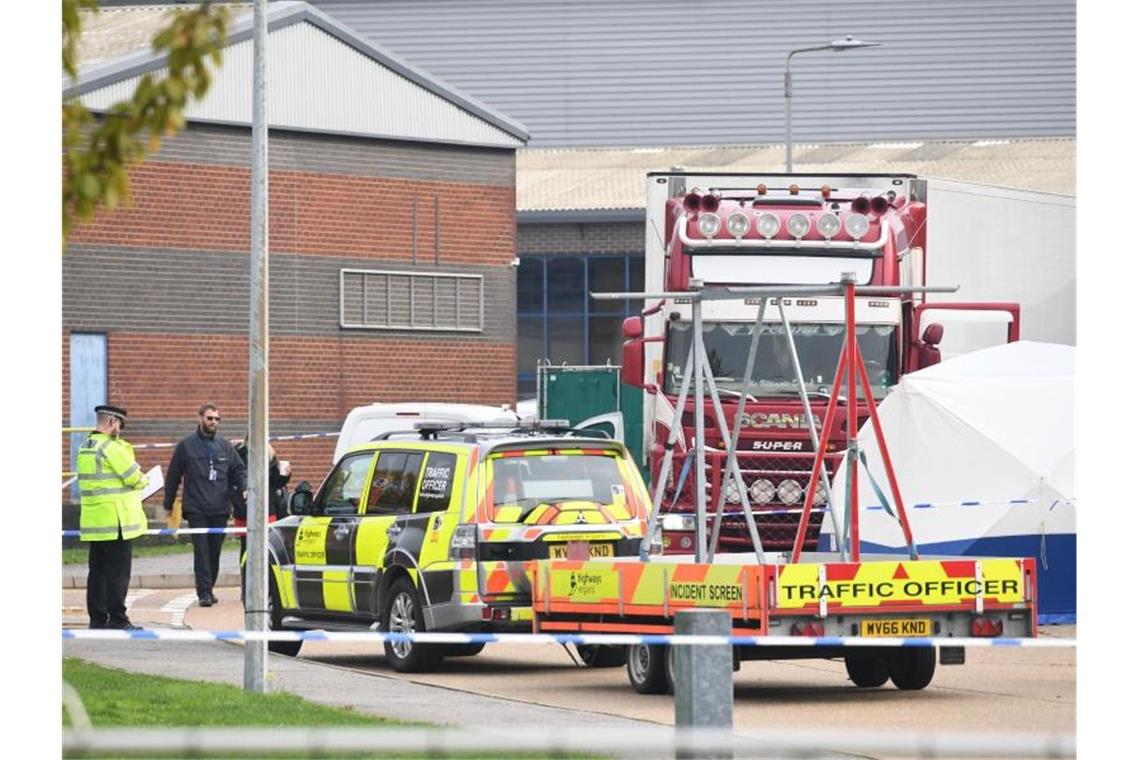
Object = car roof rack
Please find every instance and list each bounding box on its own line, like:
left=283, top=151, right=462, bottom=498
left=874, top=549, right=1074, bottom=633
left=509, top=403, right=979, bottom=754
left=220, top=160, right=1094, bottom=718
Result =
left=372, top=419, right=589, bottom=444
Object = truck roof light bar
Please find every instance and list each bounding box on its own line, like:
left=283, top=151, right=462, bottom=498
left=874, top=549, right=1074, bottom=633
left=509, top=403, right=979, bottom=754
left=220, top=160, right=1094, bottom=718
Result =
left=676, top=213, right=890, bottom=252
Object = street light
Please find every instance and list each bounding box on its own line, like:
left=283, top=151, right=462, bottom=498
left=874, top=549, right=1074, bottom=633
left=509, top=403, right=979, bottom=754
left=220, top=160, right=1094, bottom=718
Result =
left=784, top=35, right=881, bottom=172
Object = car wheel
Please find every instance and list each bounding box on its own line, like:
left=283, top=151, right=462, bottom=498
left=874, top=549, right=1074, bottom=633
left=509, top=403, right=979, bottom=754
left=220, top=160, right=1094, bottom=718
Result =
left=888, top=647, right=936, bottom=690
left=627, top=644, right=671, bottom=694
left=577, top=644, right=625, bottom=668
left=844, top=653, right=890, bottom=687
left=383, top=578, right=442, bottom=673
left=267, top=577, right=302, bottom=657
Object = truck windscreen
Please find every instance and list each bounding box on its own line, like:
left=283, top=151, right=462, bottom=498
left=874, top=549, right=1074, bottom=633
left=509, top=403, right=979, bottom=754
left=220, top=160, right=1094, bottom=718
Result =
left=663, top=322, right=899, bottom=400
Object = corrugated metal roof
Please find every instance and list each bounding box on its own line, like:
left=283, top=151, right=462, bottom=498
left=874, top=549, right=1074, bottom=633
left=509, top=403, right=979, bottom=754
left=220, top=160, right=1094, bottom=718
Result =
left=66, top=2, right=528, bottom=149
left=517, top=138, right=1074, bottom=213
left=308, top=0, right=1075, bottom=148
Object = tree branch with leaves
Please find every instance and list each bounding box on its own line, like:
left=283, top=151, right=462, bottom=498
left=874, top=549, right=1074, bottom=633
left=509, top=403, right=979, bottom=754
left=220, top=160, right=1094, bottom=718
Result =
left=62, top=0, right=230, bottom=240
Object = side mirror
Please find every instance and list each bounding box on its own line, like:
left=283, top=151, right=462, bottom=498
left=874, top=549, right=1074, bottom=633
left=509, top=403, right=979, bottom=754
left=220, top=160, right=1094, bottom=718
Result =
left=922, top=323, right=944, bottom=346
left=290, top=481, right=314, bottom=515
left=621, top=316, right=643, bottom=340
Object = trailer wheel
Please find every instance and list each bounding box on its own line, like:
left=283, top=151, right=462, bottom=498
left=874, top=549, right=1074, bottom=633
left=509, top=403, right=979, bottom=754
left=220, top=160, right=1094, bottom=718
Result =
left=888, top=648, right=936, bottom=690
left=577, top=644, right=625, bottom=668
left=627, top=644, right=672, bottom=694
left=844, top=654, right=889, bottom=688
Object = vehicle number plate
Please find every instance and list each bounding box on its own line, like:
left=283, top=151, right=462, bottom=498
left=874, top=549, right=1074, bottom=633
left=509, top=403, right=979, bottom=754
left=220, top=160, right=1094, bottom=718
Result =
left=549, top=542, right=614, bottom=560
left=860, top=618, right=932, bottom=637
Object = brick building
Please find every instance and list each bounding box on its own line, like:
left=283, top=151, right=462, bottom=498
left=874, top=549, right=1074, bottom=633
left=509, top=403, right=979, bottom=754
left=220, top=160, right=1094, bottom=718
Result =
left=63, top=2, right=528, bottom=493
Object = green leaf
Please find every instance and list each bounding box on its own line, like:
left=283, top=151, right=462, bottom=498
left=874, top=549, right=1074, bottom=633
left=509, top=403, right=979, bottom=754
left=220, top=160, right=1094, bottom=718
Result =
left=79, top=173, right=100, bottom=201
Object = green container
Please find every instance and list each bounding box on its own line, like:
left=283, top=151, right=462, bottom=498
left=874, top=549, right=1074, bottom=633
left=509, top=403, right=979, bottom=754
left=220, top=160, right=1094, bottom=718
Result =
left=538, top=365, right=646, bottom=480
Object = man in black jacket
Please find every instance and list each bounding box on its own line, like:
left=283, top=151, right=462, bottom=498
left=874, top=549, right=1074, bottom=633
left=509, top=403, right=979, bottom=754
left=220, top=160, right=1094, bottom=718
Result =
left=163, top=403, right=246, bottom=607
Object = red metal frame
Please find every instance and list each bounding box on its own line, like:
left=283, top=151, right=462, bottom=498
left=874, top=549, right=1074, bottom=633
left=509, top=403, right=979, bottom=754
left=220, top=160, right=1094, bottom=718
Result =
left=791, top=280, right=918, bottom=563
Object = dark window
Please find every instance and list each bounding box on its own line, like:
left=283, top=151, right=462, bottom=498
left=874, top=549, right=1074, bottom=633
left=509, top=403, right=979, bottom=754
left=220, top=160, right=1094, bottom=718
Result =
left=315, top=452, right=376, bottom=515
left=588, top=257, right=626, bottom=313
left=516, top=254, right=645, bottom=394
left=589, top=315, right=624, bottom=365
left=518, top=317, right=544, bottom=376
left=517, top=258, right=544, bottom=313
left=548, top=317, right=586, bottom=365
left=547, top=257, right=585, bottom=314
left=367, top=451, right=423, bottom=515
left=416, top=452, right=457, bottom=513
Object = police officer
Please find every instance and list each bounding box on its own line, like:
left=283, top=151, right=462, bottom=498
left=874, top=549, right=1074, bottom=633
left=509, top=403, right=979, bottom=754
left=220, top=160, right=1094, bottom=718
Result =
left=78, top=404, right=148, bottom=630
left=163, top=403, right=246, bottom=607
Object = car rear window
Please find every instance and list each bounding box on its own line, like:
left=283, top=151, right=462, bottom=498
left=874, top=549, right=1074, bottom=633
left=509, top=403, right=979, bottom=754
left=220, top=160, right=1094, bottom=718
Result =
left=490, top=451, right=626, bottom=523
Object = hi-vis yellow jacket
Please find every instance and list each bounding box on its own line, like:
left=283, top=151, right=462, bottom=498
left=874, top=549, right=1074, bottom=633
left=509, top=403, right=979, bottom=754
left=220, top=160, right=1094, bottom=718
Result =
left=77, top=432, right=148, bottom=541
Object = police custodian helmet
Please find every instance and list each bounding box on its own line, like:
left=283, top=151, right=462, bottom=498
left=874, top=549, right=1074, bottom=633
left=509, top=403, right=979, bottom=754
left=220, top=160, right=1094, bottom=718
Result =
left=94, top=404, right=129, bottom=428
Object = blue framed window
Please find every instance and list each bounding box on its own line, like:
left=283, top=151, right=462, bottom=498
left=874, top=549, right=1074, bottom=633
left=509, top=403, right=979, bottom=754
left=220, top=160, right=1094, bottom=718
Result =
left=517, top=254, right=644, bottom=398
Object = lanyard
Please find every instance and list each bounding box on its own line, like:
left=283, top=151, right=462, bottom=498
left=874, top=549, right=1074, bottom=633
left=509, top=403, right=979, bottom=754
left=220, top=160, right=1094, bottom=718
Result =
left=198, top=433, right=217, bottom=468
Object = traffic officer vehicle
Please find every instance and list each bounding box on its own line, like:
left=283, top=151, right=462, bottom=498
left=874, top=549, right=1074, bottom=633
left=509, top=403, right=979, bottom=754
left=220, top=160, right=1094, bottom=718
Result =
left=262, top=420, right=650, bottom=671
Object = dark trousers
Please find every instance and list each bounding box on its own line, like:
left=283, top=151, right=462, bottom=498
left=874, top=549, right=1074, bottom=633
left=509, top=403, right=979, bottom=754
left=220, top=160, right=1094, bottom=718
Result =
left=187, top=513, right=228, bottom=598
left=87, top=538, right=133, bottom=628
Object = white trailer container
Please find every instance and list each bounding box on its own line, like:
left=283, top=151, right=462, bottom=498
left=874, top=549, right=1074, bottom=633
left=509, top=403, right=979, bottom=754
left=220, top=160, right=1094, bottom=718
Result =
left=922, top=178, right=1075, bottom=358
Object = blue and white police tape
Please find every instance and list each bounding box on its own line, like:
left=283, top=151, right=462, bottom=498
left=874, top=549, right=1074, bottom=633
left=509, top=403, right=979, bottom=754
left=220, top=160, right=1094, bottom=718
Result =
left=686, top=497, right=1076, bottom=519
left=62, top=628, right=1076, bottom=648
left=62, top=526, right=247, bottom=538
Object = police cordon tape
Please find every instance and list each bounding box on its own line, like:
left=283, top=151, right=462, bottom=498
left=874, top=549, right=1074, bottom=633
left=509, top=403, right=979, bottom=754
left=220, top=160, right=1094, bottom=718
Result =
left=669, top=496, right=1076, bottom=518
left=61, top=628, right=1076, bottom=648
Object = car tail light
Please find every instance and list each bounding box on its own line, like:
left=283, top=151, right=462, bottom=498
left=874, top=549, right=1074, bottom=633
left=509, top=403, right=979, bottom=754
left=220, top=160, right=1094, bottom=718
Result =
left=971, top=616, right=1004, bottom=637
left=791, top=621, right=826, bottom=637
left=482, top=607, right=510, bottom=622
left=449, top=524, right=477, bottom=561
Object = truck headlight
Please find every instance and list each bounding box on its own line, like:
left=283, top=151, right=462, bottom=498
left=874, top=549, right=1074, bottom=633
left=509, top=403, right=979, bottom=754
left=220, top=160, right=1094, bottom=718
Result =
left=845, top=213, right=870, bottom=240
left=698, top=213, right=721, bottom=238
left=723, top=478, right=741, bottom=504
left=787, top=213, right=810, bottom=238
left=726, top=212, right=750, bottom=238
left=756, top=212, right=780, bottom=238
left=817, top=212, right=841, bottom=239
left=749, top=478, right=775, bottom=505
left=777, top=479, right=803, bottom=505
left=661, top=513, right=697, bottom=532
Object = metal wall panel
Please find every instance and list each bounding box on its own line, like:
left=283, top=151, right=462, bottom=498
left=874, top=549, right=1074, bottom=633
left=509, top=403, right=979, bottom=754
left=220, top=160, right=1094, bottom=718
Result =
left=80, top=20, right=524, bottom=149
left=314, top=0, right=1075, bottom=147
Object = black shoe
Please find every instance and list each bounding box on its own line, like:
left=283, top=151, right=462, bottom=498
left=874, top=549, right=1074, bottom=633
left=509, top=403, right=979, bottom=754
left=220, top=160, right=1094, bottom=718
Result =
left=209, top=593, right=219, bottom=604
left=198, top=596, right=215, bottom=607
left=89, top=619, right=108, bottom=629
left=107, top=620, right=141, bottom=630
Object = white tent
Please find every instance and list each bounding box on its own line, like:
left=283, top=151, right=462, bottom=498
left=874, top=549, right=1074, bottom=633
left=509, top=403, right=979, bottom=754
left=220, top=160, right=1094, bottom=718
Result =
left=819, top=341, right=1075, bottom=621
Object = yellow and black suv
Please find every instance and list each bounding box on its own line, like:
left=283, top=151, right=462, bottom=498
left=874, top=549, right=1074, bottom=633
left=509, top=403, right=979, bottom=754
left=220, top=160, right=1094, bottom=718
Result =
left=264, top=421, right=650, bottom=671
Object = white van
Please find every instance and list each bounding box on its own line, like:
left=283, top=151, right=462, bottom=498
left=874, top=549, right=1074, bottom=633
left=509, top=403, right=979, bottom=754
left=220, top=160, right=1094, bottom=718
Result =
left=332, top=403, right=520, bottom=463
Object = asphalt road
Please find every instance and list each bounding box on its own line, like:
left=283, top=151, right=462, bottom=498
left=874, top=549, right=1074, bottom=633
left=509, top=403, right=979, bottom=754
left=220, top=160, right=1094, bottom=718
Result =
left=63, top=586, right=1075, bottom=739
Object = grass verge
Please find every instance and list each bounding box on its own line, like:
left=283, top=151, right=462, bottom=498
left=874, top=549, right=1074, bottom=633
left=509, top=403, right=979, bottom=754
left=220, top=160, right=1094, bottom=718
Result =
left=62, top=658, right=596, bottom=759
left=63, top=539, right=208, bottom=566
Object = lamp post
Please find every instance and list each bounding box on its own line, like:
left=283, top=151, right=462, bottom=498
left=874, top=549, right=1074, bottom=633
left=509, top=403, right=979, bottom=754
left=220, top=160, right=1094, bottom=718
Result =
left=784, top=35, right=881, bottom=173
